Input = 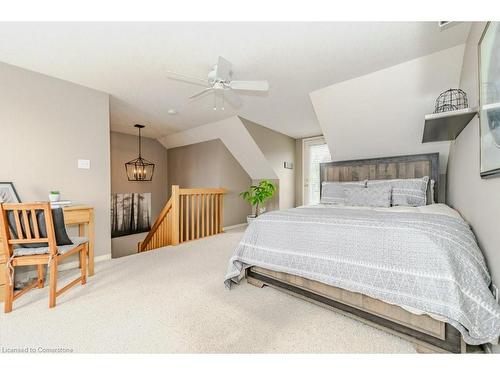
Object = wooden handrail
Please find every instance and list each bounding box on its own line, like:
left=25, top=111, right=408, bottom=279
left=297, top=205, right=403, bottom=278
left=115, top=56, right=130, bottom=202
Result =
left=138, top=185, right=227, bottom=252
left=138, top=197, right=172, bottom=252
left=179, top=188, right=227, bottom=195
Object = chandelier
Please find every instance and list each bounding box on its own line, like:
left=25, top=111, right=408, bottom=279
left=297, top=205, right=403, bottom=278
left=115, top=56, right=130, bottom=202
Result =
left=125, top=124, right=155, bottom=181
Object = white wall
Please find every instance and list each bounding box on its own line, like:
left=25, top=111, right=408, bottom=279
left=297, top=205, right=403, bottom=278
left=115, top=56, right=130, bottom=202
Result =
left=448, top=23, right=500, bottom=292
left=240, top=118, right=296, bottom=209
left=0, top=61, right=111, bottom=259
left=310, top=45, right=466, bottom=175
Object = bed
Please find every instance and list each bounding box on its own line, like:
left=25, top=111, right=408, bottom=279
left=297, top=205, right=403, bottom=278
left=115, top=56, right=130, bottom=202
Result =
left=224, top=153, right=500, bottom=353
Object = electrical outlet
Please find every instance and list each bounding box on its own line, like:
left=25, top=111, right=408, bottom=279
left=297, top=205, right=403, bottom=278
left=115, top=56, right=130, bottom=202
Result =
left=78, top=159, right=91, bottom=170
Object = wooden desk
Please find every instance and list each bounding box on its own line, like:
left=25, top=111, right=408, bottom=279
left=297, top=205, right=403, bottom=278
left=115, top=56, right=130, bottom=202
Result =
left=62, top=205, right=95, bottom=276
left=0, top=205, right=95, bottom=302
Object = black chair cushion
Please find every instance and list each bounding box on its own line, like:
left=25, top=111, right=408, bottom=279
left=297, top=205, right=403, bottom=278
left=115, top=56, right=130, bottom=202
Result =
left=7, top=208, right=73, bottom=248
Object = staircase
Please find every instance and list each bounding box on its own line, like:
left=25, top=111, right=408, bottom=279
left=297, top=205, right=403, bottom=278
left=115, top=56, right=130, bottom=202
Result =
left=138, top=185, right=227, bottom=252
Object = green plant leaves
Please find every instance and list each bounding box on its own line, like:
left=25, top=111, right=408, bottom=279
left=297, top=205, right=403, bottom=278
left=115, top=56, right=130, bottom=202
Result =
left=239, top=180, right=276, bottom=206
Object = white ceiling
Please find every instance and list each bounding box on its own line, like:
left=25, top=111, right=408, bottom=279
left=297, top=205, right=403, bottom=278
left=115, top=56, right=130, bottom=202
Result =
left=0, top=22, right=471, bottom=139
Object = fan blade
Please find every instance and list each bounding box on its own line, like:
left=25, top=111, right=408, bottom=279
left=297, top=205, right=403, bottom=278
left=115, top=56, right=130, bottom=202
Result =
left=166, top=71, right=208, bottom=87
left=189, top=88, right=213, bottom=99
left=215, top=56, right=232, bottom=81
left=223, top=89, right=243, bottom=108
left=229, top=80, right=269, bottom=91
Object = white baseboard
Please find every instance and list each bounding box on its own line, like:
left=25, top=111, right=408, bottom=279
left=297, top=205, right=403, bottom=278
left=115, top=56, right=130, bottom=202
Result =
left=15, top=253, right=112, bottom=283
left=223, top=223, right=247, bottom=231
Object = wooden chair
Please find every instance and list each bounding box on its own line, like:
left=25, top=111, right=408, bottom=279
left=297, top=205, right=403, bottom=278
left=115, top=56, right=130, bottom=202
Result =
left=0, top=202, right=87, bottom=313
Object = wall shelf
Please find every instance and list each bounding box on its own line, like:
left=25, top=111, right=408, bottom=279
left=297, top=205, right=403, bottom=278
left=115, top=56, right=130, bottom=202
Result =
left=422, top=107, right=478, bottom=143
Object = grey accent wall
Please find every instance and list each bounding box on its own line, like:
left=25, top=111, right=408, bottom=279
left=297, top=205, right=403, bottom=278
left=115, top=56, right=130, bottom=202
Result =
left=448, top=22, right=500, bottom=289
left=240, top=118, right=296, bottom=209
left=110, top=131, right=168, bottom=258
left=167, top=139, right=252, bottom=226
left=0, top=61, right=111, bottom=260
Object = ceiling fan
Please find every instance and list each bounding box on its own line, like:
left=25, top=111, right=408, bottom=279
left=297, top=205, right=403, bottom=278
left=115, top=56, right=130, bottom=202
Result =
left=166, top=56, right=269, bottom=110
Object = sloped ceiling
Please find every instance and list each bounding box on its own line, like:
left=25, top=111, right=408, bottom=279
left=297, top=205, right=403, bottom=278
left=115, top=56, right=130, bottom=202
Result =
left=310, top=45, right=466, bottom=173
left=0, top=22, right=471, bottom=139
left=159, top=116, right=277, bottom=179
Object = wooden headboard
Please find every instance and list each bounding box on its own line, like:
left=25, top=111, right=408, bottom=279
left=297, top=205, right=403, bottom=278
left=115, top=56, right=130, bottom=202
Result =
left=320, top=153, right=439, bottom=203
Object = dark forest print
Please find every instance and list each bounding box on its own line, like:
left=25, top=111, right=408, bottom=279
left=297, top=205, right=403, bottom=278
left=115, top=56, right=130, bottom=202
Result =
left=111, top=193, right=151, bottom=238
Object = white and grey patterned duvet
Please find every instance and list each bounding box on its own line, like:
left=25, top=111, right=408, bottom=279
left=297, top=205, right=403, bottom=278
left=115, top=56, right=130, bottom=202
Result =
left=224, top=205, right=500, bottom=345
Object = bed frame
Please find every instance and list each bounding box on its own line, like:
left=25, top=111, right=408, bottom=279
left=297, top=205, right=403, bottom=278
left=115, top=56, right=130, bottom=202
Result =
left=246, top=153, right=466, bottom=353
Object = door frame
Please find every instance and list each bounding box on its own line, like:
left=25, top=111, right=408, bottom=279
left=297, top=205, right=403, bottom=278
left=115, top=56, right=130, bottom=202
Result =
left=302, top=135, right=329, bottom=205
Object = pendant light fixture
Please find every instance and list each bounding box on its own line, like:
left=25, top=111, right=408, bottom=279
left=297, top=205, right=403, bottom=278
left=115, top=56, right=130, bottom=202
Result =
left=125, top=124, right=155, bottom=181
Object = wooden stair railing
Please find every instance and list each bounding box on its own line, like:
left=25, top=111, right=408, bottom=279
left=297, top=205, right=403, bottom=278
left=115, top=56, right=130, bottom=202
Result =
left=138, top=196, right=173, bottom=252
left=138, top=185, right=227, bottom=252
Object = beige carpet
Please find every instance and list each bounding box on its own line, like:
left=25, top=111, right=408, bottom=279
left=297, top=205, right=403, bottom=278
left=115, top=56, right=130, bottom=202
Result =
left=0, top=227, right=416, bottom=353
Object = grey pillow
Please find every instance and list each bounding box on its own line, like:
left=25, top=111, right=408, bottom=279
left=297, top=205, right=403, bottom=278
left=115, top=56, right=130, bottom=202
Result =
left=320, top=180, right=367, bottom=205
left=344, top=186, right=392, bottom=207
left=7, top=208, right=73, bottom=248
left=367, top=176, right=429, bottom=207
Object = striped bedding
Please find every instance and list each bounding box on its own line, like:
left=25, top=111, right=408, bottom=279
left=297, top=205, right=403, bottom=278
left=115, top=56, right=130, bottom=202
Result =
left=224, top=204, right=500, bottom=345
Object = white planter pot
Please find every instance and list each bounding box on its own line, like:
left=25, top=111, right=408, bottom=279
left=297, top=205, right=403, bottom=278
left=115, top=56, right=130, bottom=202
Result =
left=49, top=193, right=60, bottom=202
left=246, top=215, right=257, bottom=224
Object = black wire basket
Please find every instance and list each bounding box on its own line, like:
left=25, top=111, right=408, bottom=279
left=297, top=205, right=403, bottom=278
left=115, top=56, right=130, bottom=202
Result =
left=434, top=89, right=469, bottom=113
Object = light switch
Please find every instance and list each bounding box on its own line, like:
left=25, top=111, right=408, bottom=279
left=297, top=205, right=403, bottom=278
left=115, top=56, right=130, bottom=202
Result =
left=78, top=159, right=91, bottom=169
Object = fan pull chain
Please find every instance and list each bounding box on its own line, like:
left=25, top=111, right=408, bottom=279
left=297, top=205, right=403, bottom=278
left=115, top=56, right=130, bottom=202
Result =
left=213, top=91, right=217, bottom=111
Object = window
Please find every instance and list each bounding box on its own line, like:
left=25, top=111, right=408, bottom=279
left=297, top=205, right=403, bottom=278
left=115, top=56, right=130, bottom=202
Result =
left=303, top=137, right=331, bottom=205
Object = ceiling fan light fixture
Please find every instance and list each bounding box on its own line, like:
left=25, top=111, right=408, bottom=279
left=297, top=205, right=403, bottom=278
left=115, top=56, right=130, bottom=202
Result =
left=167, top=56, right=269, bottom=111
left=125, top=124, right=155, bottom=182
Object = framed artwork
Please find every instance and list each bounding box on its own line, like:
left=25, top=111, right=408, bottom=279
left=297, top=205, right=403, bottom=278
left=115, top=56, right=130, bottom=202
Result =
left=0, top=182, right=21, bottom=203
left=479, top=21, right=500, bottom=178
left=111, top=192, right=151, bottom=238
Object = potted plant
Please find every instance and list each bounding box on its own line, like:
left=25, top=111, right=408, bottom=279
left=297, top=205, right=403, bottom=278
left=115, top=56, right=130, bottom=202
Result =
left=49, top=190, right=60, bottom=202
left=239, top=180, right=276, bottom=223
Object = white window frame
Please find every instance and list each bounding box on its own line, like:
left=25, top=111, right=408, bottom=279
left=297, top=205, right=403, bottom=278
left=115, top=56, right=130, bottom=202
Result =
left=302, top=136, right=331, bottom=205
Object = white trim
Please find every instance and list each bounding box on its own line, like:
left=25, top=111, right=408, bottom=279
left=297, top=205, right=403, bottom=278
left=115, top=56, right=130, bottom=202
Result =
left=223, top=223, right=247, bottom=231
left=302, top=135, right=329, bottom=205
